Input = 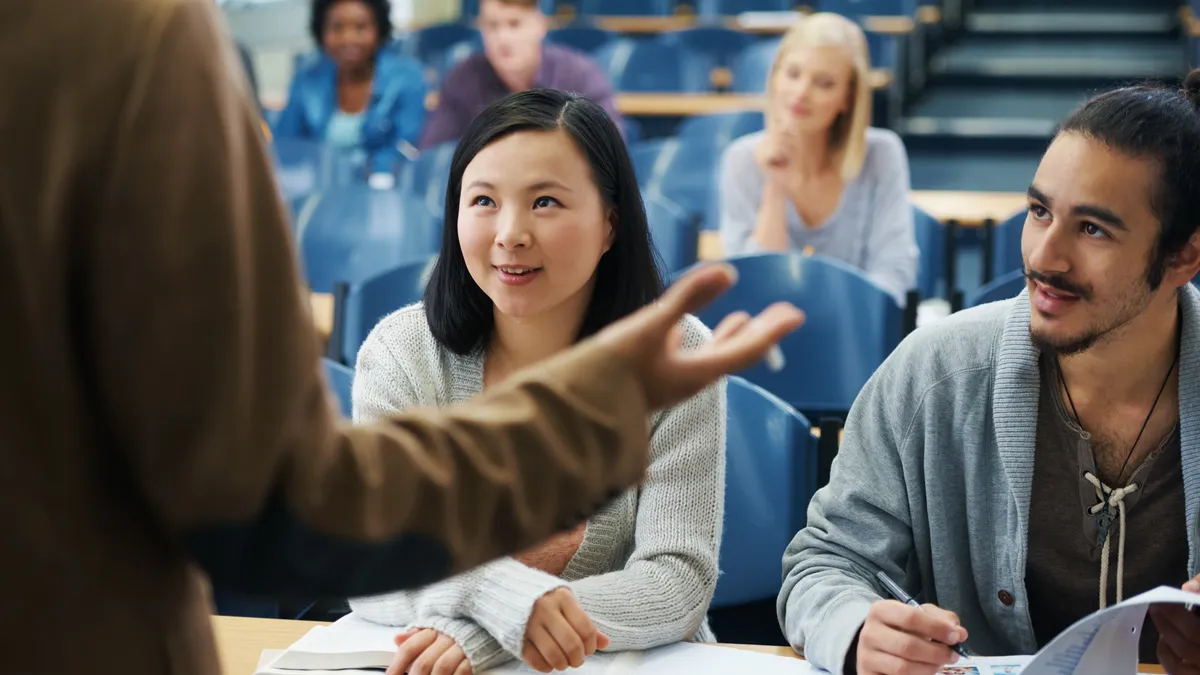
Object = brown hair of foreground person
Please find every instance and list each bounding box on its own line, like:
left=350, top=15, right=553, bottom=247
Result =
left=0, top=1, right=803, bottom=674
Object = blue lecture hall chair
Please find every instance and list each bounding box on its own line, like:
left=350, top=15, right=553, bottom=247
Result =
left=815, top=0, right=917, bottom=18
left=685, top=252, right=903, bottom=416
left=327, top=256, right=439, bottom=366
left=400, top=24, right=481, bottom=86
left=323, top=358, right=355, bottom=417
left=593, top=39, right=709, bottom=93
left=675, top=111, right=764, bottom=149
left=632, top=137, right=723, bottom=230
left=461, top=0, right=558, bottom=14
left=545, top=25, right=618, bottom=55
left=730, top=38, right=781, bottom=93
left=989, top=209, right=1027, bottom=284
left=294, top=186, right=442, bottom=293
left=912, top=204, right=945, bottom=301
left=711, top=377, right=816, bottom=609
left=644, top=195, right=700, bottom=276
left=660, top=27, right=755, bottom=87
left=402, top=140, right=458, bottom=217
left=696, top=0, right=796, bottom=15
left=269, top=137, right=357, bottom=205
left=968, top=268, right=1026, bottom=308
left=576, top=0, right=676, bottom=16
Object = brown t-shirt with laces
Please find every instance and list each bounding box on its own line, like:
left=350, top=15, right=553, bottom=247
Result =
left=1025, top=355, right=1189, bottom=663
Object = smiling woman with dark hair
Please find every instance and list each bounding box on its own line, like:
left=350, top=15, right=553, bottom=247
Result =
left=272, top=0, right=425, bottom=184
left=346, top=89, right=726, bottom=675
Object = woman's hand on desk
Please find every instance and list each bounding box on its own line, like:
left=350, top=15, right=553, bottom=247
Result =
left=522, top=588, right=609, bottom=673
left=387, top=628, right=471, bottom=675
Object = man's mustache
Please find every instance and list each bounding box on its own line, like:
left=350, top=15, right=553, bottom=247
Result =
left=1024, top=268, right=1093, bottom=301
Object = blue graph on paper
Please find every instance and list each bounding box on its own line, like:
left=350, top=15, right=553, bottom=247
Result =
left=1040, top=624, right=1102, bottom=675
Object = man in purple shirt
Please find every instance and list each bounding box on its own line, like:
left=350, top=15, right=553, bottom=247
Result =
left=419, top=0, right=621, bottom=149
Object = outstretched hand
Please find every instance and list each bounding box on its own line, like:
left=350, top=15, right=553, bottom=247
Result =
left=592, top=262, right=804, bottom=411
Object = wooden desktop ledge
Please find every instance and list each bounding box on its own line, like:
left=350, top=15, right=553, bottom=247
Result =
left=211, top=615, right=1166, bottom=675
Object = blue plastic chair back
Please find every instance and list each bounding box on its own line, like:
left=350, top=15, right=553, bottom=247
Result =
left=676, top=111, right=765, bottom=148
left=815, top=0, right=917, bottom=17
left=990, top=209, right=1027, bottom=282
left=685, top=253, right=902, bottom=413
left=462, top=0, right=558, bottom=14
left=401, top=24, right=481, bottom=86
left=644, top=196, right=700, bottom=275
left=696, top=0, right=795, bottom=15
left=731, top=38, right=781, bottom=93
left=911, top=205, right=944, bottom=300
left=593, top=39, right=707, bottom=92
left=577, top=0, right=675, bottom=15
left=546, top=25, right=618, bottom=55
left=334, top=256, right=439, bottom=365
left=323, top=358, right=355, bottom=417
left=270, top=137, right=357, bottom=204
left=968, top=268, right=1026, bottom=308
left=296, top=186, right=442, bottom=293
left=635, top=137, right=723, bottom=230
left=712, top=376, right=815, bottom=608
left=403, top=141, right=458, bottom=215
left=662, top=27, right=754, bottom=89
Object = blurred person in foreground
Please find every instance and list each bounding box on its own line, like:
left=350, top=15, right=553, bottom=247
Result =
left=419, top=0, right=620, bottom=150
left=0, top=1, right=803, bottom=674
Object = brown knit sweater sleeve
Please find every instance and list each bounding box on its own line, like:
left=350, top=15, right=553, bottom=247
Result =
left=87, top=0, right=650, bottom=597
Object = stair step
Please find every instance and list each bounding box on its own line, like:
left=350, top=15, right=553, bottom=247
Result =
left=900, top=117, right=1057, bottom=138
left=965, top=10, right=1178, bottom=35
left=908, top=149, right=1042, bottom=192
left=930, top=37, right=1187, bottom=81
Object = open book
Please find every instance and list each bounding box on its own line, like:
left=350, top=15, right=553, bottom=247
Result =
left=254, top=614, right=815, bottom=674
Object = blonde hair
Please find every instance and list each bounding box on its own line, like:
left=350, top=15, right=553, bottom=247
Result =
left=765, top=12, right=872, bottom=180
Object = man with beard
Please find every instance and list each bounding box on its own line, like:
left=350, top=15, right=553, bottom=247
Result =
left=779, top=71, right=1200, bottom=675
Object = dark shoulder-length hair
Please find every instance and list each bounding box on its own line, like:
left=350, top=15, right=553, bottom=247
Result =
left=424, top=88, right=666, bottom=355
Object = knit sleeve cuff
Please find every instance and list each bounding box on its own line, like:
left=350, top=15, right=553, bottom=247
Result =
left=469, top=559, right=568, bottom=658
left=408, top=616, right=512, bottom=672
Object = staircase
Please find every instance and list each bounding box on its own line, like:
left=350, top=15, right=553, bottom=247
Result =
left=901, top=0, right=1190, bottom=191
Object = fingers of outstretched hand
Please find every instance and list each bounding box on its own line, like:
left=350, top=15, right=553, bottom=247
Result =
left=656, top=263, right=738, bottom=324
left=680, top=302, right=804, bottom=376
left=386, top=630, right=439, bottom=675
left=710, top=311, right=752, bottom=341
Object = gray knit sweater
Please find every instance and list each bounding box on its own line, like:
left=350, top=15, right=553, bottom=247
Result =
left=347, top=303, right=726, bottom=672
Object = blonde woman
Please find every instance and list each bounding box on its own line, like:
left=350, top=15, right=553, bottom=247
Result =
left=719, top=13, right=918, bottom=305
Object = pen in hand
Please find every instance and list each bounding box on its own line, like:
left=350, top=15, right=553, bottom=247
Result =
left=875, top=571, right=971, bottom=659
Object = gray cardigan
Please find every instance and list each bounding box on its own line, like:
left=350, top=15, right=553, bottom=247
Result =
left=347, top=304, right=725, bottom=671
left=779, top=287, right=1200, bottom=672
left=718, top=128, right=919, bottom=305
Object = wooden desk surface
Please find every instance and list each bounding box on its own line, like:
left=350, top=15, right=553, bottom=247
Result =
left=211, top=615, right=1165, bottom=675
left=909, top=189, right=1026, bottom=227
left=310, top=292, right=333, bottom=340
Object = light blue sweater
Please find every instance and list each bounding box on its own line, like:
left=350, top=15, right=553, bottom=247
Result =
left=718, top=128, right=918, bottom=305
left=779, top=287, right=1200, bottom=673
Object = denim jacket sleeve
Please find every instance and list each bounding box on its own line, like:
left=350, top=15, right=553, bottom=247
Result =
left=363, top=53, right=427, bottom=176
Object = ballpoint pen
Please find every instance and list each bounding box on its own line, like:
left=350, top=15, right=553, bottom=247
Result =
left=876, top=570, right=971, bottom=659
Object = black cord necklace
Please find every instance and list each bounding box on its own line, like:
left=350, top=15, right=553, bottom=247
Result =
left=1056, top=339, right=1178, bottom=543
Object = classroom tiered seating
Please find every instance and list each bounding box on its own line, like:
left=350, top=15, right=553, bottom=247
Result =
left=324, top=358, right=355, bottom=417
left=968, top=268, right=1026, bottom=308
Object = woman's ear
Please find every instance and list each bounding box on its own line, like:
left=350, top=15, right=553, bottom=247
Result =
left=603, top=207, right=617, bottom=254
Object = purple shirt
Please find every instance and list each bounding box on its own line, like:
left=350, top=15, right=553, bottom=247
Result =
left=419, top=43, right=621, bottom=149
